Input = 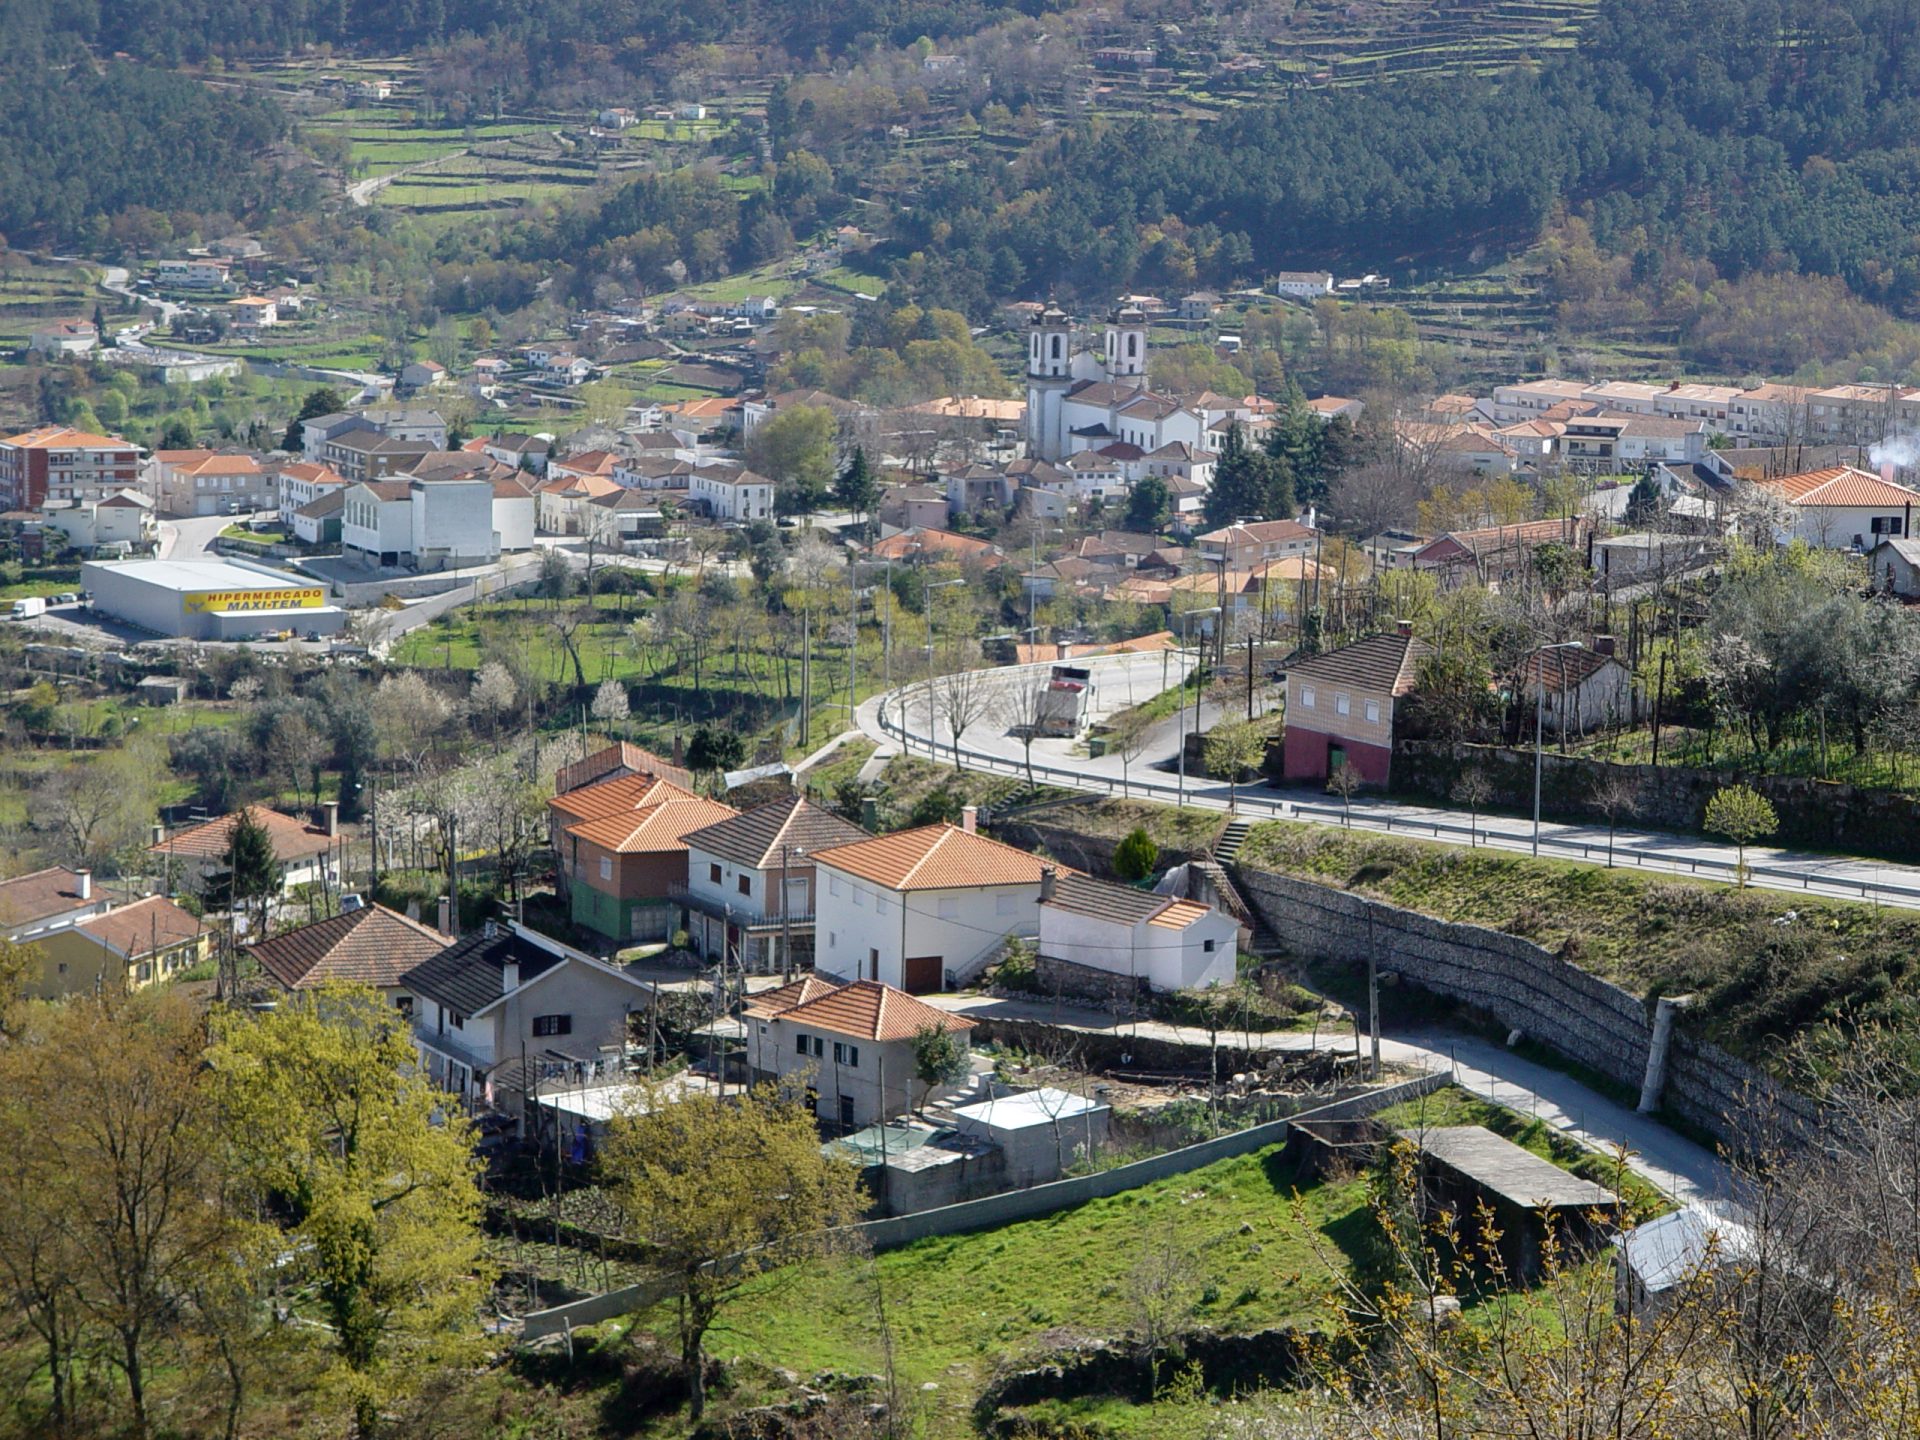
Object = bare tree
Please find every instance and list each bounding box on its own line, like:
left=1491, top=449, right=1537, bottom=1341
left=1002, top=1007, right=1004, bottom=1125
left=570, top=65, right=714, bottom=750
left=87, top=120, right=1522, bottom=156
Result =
left=932, top=641, right=992, bottom=775
left=1326, top=761, right=1362, bottom=827
left=994, top=674, right=1052, bottom=787
left=1450, top=767, right=1493, bottom=847
left=1588, top=767, right=1640, bottom=867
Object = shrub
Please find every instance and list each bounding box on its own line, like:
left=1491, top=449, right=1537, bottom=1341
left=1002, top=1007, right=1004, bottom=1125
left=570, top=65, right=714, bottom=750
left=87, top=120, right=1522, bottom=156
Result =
left=1114, top=826, right=1159, bottom=882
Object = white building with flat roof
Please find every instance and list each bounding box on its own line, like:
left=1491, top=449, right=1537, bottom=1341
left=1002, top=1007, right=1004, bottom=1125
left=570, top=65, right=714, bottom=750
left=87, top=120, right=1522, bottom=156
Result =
left=80, top=557, right=346, bottom=639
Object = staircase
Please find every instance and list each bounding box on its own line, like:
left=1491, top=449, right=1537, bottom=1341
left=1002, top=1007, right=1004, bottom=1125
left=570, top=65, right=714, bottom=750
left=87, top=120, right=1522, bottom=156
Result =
left=1214, top=819, right=1253, bottom=865
left=1198, top=827, right=1284, bottom=957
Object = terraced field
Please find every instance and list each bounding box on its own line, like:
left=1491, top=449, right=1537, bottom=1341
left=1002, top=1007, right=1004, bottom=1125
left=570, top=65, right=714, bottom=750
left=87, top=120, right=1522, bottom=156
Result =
left=0, top=259, right=100, bottom=351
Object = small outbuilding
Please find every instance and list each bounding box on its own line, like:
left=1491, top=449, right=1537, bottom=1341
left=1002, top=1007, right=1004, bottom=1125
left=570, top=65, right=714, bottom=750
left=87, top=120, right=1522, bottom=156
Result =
left=950, top=1086, right=1110, bottom=1187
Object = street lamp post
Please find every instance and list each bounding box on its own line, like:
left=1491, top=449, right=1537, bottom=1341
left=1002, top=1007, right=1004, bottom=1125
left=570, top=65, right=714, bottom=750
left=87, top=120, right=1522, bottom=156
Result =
left=923, top=577, right=967, bottom=763
left=1533, top=641, right=1585, bottom=856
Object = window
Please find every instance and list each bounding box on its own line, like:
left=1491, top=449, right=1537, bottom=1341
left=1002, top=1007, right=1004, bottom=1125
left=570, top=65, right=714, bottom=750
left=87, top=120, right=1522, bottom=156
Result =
left=795, top=1031, right=810, bottom=1055
left=1873, top=515, right=1905, bottom=535
left=56, top=962, right=67, bottom=975
left=852, top=887, right=864, bottom=909
left=833, top=1042, right=861, bottom=1068
left=1051, top=335, right=1061, bottom=360
left=1364, top=700, right=1381, bottom=724
left=876, top=893, right=889, bottom=915
left=532, top=1014, right=572, bottom=1037
left=869, top=948, right=880, bottom=980
left=1335, top=692, right=1350, bottom=717
left=709, top=863, right=722, bottom=883
left=1300, top=686, right=1316, bottom=709
left=450, top=1011, right=465, bottom=1030
left=811, top=1035, right=825, bottom=1058
left=1203, top=939, right=1217, bottom=953
left=737, top=874, right=751, bottom=896
left=598, top=857, right=612, bottom=882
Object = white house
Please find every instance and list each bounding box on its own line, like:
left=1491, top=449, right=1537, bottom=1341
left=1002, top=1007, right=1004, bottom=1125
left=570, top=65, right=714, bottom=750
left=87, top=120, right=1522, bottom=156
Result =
left=28, top=321, right=98, bottom=356
left=228, top=297, right=279, bottom=330
left=743, top=976, right=975, bottom=1131
left=341, top=480, right=413, bottom=568
left=399, top=360, right=447, bottom=391
left=276, top=460, right=350, bottom=530
left=1516, top=640, right=1637, bottom=736
left=597, top=107, right=638, bottom=128
left=679, top=795, right=872, bottom=974
left=1754, top=465, right=1920, bottom=550
left=691, top=465, right=774, bottom=522
left=492, top=477, right=537, bottom=551
left=148, top=805, right=340, bottom=901
left=42, top=491, right=155, bottom=553
left=153, top=258, right=232, bottom=290
left=399, top=919, right=657, bottom=1114
left=1038, top=873, right=1238, bottom=993
left=408, top=476, right=499, bottom=569
left=810, top=818, right=1058, bottom=994
left=1273, top=271, right=1334, bottom=300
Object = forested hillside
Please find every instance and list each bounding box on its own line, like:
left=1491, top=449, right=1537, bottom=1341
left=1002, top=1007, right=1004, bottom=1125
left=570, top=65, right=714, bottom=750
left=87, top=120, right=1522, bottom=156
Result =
left=0, top=60, right=312, bottom=243
left=1, top=0, right=1065, bottom=64
left=860, top=0, right=1920, bottom=316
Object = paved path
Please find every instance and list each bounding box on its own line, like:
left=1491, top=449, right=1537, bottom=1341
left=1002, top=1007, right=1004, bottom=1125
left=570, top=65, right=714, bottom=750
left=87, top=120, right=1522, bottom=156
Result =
left=926, top=992, right=1729, bottom=1204
left=857, top=654, right=1920, bottom=910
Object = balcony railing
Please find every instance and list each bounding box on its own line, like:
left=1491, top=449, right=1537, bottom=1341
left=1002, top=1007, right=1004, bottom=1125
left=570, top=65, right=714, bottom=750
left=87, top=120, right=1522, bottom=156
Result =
left=668, top=882, right=814, bottom=930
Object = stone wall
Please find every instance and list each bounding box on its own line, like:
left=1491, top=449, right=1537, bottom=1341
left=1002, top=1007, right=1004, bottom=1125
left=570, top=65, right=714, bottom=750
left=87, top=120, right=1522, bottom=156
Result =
left=1032, top=952, right=1148, bottom=1007
left=1396, top=740, right=1920, bottom=863
left=1233, top=865, right=1820, bottom=1148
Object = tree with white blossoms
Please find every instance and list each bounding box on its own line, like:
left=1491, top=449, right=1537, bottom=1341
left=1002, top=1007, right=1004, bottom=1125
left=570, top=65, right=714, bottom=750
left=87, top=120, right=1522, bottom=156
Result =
left=469, top=662, right=518, bottom=737
left=590, top=678, right=630, bottom=734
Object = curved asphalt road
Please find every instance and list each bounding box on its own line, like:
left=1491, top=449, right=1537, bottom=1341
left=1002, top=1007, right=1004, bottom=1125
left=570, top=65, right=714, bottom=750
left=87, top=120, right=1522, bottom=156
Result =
left=858, top=651, right=1920, bottom=910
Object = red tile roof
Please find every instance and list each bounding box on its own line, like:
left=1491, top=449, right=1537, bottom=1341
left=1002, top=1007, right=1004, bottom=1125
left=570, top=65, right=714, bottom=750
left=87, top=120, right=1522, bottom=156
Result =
left=811, top=824, right=1058, bottom=891
left=1759, top=466, right=1920, bottom=508
left=567, top=795, right=739, bottom=855
left=554, top=740, right=693, bottom=794
left=0, top=867, right=98, bottom=928
left=74, top=897, right=203, bottom=960
left=753, top=979, right=973, bottom=1042
left=248, top=902, right=450, bottom=990
left=148, top=806, right=334, bottom=863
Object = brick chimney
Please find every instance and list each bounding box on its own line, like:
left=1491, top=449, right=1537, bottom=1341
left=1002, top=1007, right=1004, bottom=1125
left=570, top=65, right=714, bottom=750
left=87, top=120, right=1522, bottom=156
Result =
left=961, top=805, right=978, bottom=834
left=74, top=868, right=91, bottom=902
left=1040, top=865, right=1057, bottom=903
left=436, top=894, right=454, bottom=937
left=1395, top=618, right=1413, bottom=637
left=321, top=800, right=339, bottom=837
left=1594, top=635, right=1617, bottom=658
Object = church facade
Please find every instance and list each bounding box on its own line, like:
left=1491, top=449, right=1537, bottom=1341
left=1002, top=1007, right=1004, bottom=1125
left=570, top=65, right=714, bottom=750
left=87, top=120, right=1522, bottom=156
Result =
left=1025, top=304, right=1221, bottom=465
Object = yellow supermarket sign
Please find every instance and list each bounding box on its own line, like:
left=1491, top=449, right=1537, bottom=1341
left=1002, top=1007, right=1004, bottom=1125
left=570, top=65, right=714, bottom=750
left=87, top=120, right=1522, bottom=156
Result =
left=182, top=587, right=326, bottom=614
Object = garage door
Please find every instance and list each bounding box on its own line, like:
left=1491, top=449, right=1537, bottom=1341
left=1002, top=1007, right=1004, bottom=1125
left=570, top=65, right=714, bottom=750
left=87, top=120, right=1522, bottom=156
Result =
left=902, top=956, right=943, bottom=995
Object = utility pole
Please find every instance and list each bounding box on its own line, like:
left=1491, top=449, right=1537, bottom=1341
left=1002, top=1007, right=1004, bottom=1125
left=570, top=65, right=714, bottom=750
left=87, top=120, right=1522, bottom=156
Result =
left=847, top=555, right=859, bottom=724
left=780, top=842, right=793, bottom=985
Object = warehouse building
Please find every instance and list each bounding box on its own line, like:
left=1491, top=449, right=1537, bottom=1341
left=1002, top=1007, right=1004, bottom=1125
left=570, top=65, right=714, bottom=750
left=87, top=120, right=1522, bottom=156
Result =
left=80, top=558, right=348, bottom=640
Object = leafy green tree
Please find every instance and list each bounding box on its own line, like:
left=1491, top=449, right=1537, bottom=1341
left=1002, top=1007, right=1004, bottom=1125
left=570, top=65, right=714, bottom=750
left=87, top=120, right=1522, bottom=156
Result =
left=1623, top=473, right=1664, bottom=527
left=685, top=725, right=745, bottom=781
left=1114, top=826, right=1159, bottom=882
left=1204, top=421, right=1292, bottom=529
left=1703, top=783, right=1778, bottom=888
left=833, top=445, right=878, bottom=525
left=747, top=403, right=836, bottom=503
left=1202, top=720, right=1266, bottom=813
left=208, top=988, right=490, bottom=1440
left=1124, top=476, right=1172, bottom=534
left=222, top=808, right=280, bottom=938
left=281, top=386, right=344, bottom=452
left=603, top=1084, right=865, bottom=1421
left=910, top=1023, right=971, bottom=1111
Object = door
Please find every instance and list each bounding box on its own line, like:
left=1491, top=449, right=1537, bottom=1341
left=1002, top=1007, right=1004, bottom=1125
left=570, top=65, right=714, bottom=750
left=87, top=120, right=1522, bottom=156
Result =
left=837, top=1094, right=856, bottom=1131
left=1327, top=743, right=1346, bottom=778
left=903, top=955, right=943, bottom=995
left=785, top=877, right=809, bottom=916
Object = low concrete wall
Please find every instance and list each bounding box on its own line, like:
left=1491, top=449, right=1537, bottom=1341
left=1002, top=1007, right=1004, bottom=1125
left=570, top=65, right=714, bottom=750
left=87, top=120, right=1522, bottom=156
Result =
left=1234, top=864, right=1820, bottom=1146
left=517, top=1074, right=1445, bottom=1341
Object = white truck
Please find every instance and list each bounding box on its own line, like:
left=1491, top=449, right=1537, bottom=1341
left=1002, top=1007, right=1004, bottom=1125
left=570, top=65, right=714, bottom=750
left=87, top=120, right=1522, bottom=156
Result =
left=8, top=596, right=47, bottom=621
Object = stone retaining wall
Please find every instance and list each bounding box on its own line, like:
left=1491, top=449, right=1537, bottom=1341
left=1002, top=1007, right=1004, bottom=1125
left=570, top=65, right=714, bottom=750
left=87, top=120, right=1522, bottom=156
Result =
left=1234, top=865, right=1820, bottom=1147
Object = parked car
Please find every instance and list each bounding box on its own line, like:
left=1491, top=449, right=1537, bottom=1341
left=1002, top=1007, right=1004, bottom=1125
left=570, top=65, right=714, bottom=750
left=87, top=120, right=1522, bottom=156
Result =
left=54, top=592, right=78, bottom=604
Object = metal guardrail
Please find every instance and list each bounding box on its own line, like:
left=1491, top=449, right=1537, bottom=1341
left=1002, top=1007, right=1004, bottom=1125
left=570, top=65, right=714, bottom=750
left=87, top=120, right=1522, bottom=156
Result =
left=875, top=679, right=1920, bottom=910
